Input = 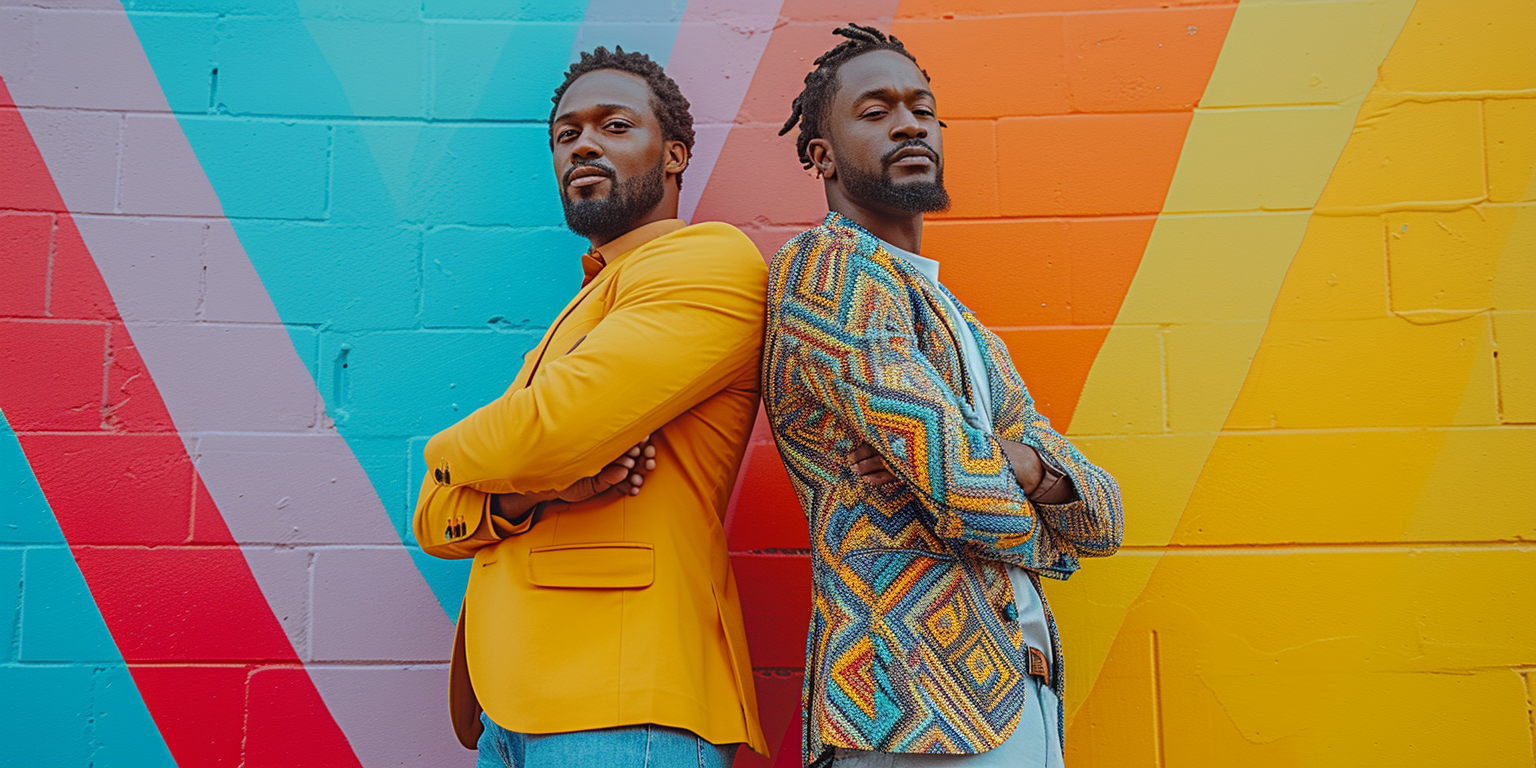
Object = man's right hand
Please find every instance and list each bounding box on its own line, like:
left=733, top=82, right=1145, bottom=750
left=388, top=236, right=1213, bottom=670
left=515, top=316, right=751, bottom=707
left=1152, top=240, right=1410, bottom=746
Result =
left=554, top=435, right=657, bottom=502
left=491, top=436, right=657, bottom=523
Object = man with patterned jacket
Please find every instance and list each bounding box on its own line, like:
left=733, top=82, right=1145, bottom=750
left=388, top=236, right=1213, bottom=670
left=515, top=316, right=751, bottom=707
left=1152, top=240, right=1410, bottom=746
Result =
left=761, top=25, right=1125, bottom=768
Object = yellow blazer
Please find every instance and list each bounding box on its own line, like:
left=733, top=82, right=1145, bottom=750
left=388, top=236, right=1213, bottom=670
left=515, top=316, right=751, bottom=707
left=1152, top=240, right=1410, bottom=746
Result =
left=412, top=219, right=769, bottom=755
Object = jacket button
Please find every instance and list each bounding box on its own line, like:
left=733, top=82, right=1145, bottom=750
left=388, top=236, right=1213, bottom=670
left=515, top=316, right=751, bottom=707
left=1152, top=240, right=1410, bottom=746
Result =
left=434, top=468, right=443, bottom=483
left=1003, top=603, right=1019, bottom=622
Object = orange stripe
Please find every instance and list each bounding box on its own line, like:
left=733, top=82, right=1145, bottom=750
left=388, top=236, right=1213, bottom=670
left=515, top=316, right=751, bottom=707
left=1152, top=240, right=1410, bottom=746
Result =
left=691, top=0, right=904, bottom=256
left=893, top=2, right=1237, bottom=430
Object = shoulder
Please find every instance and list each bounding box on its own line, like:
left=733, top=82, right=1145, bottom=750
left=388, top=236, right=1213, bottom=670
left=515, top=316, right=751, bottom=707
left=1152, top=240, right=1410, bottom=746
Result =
left=625, top=221, right=767, bottom=284
left=770, top=222, right=903, bottom=297
left=660, top=222, right=764, bottom=269
left=771, top=223, right=874, bottom=267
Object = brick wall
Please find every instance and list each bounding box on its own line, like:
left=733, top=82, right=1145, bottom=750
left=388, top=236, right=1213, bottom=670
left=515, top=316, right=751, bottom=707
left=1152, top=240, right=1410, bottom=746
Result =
left=1, top=0, right=1533, bottom=766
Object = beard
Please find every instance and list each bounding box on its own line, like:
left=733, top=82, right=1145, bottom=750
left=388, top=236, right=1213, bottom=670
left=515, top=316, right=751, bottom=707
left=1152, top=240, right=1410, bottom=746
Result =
left=838, top=141, right=951, bottom=214
left=561, top=159, right=666, bottom=243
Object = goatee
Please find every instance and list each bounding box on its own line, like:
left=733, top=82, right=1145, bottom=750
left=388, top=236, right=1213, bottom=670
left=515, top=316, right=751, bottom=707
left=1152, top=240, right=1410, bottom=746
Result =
left=561, top=160, right=666, bottom=242
left=839, top=141, right=951, bottom=214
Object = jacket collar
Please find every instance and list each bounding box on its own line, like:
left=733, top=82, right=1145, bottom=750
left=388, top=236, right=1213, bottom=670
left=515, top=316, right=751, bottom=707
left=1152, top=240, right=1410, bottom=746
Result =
left=821, top=212, right=991, bottom=405
left=822, top=212, right=961, bottom=316
left=581, top=218, right=687, bottom=284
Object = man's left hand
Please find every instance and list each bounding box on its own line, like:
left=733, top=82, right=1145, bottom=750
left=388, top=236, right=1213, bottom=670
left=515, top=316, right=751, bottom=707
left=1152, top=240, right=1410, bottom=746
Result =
left=848, top=442, right=899, bottom=486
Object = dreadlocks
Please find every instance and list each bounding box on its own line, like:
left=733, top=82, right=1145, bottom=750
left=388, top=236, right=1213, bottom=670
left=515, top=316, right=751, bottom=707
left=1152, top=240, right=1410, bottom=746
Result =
left=780, top=24, right=930, bottom=170
left=548, top=46, right=696, bottom=186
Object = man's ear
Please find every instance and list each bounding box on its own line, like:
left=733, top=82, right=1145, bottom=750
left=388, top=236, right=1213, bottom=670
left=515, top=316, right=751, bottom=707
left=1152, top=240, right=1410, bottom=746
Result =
left=806, top=138, right=835, bottom=180
left=663, top=140, right=689, bottom=177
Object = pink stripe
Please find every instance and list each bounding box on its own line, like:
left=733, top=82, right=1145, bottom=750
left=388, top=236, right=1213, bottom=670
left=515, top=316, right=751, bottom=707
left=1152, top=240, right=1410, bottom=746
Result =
left=667, top=0, right=788, bottom=221
left=0, top=6, right=464, bottom=766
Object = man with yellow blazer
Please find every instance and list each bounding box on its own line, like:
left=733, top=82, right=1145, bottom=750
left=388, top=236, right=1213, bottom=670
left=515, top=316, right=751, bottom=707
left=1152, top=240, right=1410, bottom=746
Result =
left=413, top=47, right=768, bottom=767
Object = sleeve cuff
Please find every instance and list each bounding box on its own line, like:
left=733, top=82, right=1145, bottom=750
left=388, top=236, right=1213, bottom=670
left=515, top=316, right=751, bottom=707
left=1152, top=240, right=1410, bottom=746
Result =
left=488, top=501, right=539, bottom=538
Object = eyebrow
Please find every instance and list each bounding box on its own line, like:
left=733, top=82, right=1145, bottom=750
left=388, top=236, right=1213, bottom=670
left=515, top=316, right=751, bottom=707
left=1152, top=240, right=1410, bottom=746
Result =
left=850, top=87, right=935, bottom=104
left=552, top=103, right=643, bottom=125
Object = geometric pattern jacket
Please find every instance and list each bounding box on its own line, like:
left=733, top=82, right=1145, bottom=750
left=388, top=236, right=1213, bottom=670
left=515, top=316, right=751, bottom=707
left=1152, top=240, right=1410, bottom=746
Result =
left=761, top=213, right=1124, bottom=766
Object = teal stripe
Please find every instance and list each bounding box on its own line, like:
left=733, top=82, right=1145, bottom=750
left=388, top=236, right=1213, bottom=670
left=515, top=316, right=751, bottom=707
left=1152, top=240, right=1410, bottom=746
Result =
left=572, top=0, right=692, bottom=65
left=0, top=410, right=176, bottom=767
left=125, top=0, right=599, bottom=615
left=126, top=0, right=693, bottom=616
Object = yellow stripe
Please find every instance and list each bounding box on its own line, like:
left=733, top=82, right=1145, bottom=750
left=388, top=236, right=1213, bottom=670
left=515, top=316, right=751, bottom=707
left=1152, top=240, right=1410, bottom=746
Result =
left=1053, top=0, right=1419, bottom=724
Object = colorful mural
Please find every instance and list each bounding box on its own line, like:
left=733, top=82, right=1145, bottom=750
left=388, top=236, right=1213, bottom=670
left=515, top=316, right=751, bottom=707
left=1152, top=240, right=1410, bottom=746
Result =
left=1, top=0, right=1532, bottom=766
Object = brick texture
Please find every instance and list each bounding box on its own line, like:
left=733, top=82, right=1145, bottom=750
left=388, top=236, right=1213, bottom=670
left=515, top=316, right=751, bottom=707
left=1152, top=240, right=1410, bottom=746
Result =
left=3, top=0, right=1534, bottom=765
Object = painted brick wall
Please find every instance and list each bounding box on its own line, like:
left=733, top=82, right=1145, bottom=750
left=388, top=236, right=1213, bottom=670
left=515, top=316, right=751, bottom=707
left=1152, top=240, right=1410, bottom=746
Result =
left=1, top=0, right=1533, bottom=766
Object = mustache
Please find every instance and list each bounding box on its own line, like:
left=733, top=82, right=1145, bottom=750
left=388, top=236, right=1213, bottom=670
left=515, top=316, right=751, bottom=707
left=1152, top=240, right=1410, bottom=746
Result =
left=881, top=139, right=939, bottom=168
left=563, top=159, right=617, bottom=187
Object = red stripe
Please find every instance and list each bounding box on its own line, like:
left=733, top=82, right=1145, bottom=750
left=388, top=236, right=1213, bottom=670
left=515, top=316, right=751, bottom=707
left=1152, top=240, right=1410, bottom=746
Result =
left=0, top=76, right=363, bottom=768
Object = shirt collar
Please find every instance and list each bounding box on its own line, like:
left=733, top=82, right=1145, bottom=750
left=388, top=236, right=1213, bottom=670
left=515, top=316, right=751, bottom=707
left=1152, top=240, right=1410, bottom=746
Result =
left=581, top=218, right=687, bottom=284
left=877, top=238, right=940, bottom=285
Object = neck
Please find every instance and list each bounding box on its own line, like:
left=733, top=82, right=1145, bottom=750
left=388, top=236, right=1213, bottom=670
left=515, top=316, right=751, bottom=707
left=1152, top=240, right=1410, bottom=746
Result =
left=586, top=180, right=682, bottom=250
left=825, top=184, right=923, bottom=254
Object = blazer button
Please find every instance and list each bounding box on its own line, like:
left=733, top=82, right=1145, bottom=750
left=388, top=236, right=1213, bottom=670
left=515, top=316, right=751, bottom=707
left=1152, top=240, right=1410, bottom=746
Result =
left=434, top=468, right=444, bottom=483
left=1003, top=603, right=1019, bottom=622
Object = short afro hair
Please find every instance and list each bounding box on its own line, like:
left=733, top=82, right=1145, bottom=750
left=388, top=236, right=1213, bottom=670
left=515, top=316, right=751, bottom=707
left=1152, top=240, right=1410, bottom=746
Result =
left=548, top=46, right=696, bottom=187
left=780, top=24, right=931, bottom=170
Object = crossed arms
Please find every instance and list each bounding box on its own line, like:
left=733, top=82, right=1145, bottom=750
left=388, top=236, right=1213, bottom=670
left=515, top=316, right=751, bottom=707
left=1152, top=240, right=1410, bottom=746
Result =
left=777, top=245, right=1123, bottom=576
left=413, top=228, right=768, bottom=559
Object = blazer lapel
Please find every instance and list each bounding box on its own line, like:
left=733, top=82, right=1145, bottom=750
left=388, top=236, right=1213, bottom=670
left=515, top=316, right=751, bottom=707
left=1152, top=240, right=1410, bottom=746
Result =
left=847, top=222, right=976, bottom=406
left=512, top=264, right=612, bottom=390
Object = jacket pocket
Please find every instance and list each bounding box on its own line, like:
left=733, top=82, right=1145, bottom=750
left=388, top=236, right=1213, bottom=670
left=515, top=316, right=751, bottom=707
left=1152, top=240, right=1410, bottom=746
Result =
left=526, top=542, right=655, bottom=589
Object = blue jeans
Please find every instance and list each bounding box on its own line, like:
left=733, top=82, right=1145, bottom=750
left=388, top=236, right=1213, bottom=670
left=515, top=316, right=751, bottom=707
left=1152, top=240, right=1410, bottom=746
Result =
left=476, top=713, right=738, bottom=768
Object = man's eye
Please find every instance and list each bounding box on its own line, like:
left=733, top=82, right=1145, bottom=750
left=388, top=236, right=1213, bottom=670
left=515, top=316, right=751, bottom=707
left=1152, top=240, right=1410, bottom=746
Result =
left=606, top=121, right=631, bottom=132
left=862, top=109, right=888, bottom=119
left=556, top=129, right=577, bottom=141
left=915, top=109, right=936, bottom=117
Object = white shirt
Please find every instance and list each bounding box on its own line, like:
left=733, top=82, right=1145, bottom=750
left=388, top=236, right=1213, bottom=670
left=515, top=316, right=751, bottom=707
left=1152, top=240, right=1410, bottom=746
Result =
left=852, top=239, right=1063, bottom=768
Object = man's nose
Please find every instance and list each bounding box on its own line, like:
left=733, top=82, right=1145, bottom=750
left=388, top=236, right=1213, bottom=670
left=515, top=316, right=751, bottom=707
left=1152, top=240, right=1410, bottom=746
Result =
left=569, top=128, right=603, bottom=161
left=889, top=106, right=927, bottom=141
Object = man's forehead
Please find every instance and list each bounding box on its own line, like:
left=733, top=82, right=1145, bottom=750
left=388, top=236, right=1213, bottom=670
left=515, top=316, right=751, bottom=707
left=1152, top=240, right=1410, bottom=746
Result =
left=555, top=69, right=654, bottom=119
left=833, top=50, right=931, bottom=103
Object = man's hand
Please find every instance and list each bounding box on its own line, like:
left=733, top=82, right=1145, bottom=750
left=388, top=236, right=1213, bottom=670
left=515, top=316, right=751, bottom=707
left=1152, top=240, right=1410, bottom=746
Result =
left=491, top=436, right=657, bottom=523
left=998, top=438, right=1077, bottom=504
left=848, top=442, right=899, bottom=486
left=554, top=436, right=657, bottom=502
left=849, top=439, right=1076, bottom=504
left=997, top=439, right=1045, bottom=493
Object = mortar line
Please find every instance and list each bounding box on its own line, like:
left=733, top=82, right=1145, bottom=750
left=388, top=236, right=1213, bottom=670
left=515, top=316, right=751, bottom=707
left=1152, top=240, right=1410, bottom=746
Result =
left=1151, top=629, right=1167, bottom=768
left=10, top=103, right=561, bottom=125
left=7, top=549, right=23, bottom=663
left=1381, top=213, right=1396, bottom=325
left=43, top=213, right=57, bottom=317
left=194, top=223, right=209, bottom=321
left=304, top=548, right=315, bottom=663
left=112, top=112, right=125, bottom=215
left=240, top=662, right=252, bottom=768
left=1479, top=99, right=1492, bottom=208
left=1519, top=669, right=1536, bottom=768
left=1491, top=296, right=1509, bottom=425
left=85, top=664, right=101, bottom=768
left=98, top=321, right=113, bottom=430
left=1157, top=325, right=1170, bottom=434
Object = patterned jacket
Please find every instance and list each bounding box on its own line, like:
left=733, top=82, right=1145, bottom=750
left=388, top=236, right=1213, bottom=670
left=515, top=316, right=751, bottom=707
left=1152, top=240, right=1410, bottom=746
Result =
left=761, top=213, right=1124, bottom=766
